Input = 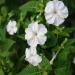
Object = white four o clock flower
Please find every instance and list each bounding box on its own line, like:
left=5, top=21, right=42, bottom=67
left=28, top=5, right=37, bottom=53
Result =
left=45, top=0, right=68, bottom=26
left=25, top=22, right=47, bottom=47
left=6, top=20, right=17, bottom=35
left=25, top=47, right=42, bottom=66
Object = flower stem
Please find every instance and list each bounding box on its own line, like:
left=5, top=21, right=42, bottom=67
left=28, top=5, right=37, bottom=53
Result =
left=50, top=38, right=68, bottom=65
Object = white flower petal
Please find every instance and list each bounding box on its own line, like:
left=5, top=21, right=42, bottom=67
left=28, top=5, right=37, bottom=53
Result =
left=59, top=7, right=68, bottom=18
left=46, top=15, right=56, bottom=24
left=54, top=15, right=64, bottom=26
left=25, top=47, right=37, bottom=59
left=9, top=31, right=14, bottom=35
left=30, top=47, right=37, bottom=55
left=11, top=21, right=16, bottom=26
left=27, top=37, right=38, bottom=47
left=14, top=27, right=17, bottom=33
left=45, top=13, right=53, bottom=20
left=38, top=24, right=47, bottom=35
left=55, top=1, right=65, bottom=10
left=28, top=22, right=38, bottom=32
left=37, top=35, right=47, bottom=45
left=45, top=1, right=54, bottom=13
left=25, top=28, right=33, bottom=40
left=27, top=54, right=42, bottom=66
left=25, top=48, right=30, bottom=59
left=32, top=55, right=42, bottom=66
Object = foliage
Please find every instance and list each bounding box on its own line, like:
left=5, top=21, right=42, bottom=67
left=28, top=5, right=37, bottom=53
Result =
left=0, top=0, right=75, bottom=75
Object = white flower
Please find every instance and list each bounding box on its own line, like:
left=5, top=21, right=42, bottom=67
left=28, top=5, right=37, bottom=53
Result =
left=25, top=47, right=42, bottom=66
left=6, top=20, right=17, bottom=35
left=45, top=0, right=68, bottom=26
left=25, top=22, right=47, bottom=47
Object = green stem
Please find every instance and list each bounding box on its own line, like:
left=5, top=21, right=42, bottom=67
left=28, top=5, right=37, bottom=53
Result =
left=50, top=38, right=68, bottom=65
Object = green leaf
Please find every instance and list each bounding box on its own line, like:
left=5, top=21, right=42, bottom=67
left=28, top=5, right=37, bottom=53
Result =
left=56, top=49, right=70, bottom=67
left=55, top=66, right=72, bottom=75
left=66, top=39, right=75, bottom=46
left=2, top=39, right=15, bottom=51
left=62, top=45, right=75, bottom=54
left=17, top=56, right=51, bottom=75
left=19, top=1, right=39, bottom=18
left=39, top=56, right=51, bottom=71
left=0, top=69, right=4, bottom=75
left=1, top=6, right=8, bottom=18
left=0, top=28, right=5, bottom=41
left=0, top=39, right=15, bottom=57
left=54, top=45, right=71, bottom=68
left=0, top=0, right=5, bottom=5
left=64, top=27, right=75, bottom=34
left=17, top=65, right=42, bottom=75
left=46, top=32, right=57, bottom=48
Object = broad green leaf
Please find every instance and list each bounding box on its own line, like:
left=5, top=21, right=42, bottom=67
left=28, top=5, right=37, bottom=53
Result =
left=54, top=44, right=71, bottom=68
left=56, top=49, right=70, bottom=68
left=55, top=66, right=72, bottom=75
left=17, top=65, right=42, bottom=75
left=2, top=39, right=15, bottom=51
left=0, top=39, right=15, bottom=57
left=19, top=1, right=39, bottom=18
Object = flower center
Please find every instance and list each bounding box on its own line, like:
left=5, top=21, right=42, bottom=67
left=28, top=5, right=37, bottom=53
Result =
left=53, top=10, right=57, bottom=14
left=32, top=32, right=37, bottom=39
left=11, top=26, right=15, bottom=29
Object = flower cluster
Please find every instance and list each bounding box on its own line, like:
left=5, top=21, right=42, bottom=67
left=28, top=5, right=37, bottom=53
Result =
left=25, top=22, right=47, bottom=66
left=6, top=0, right=68, bottom=66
